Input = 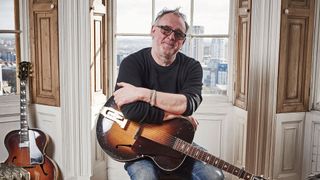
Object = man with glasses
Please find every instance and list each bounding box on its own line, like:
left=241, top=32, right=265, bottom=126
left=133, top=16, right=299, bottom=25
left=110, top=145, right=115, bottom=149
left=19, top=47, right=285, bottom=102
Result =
left=113, top=8, right=224, bottom=180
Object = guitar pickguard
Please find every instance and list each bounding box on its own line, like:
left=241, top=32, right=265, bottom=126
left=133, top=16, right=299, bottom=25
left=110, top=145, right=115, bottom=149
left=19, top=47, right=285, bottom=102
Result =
left=29, top=130, right=44, bottom=164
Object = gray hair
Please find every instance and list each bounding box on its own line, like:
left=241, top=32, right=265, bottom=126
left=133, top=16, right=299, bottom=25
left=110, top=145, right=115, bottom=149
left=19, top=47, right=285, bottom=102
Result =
left=154, top=8, right=189, bottom=33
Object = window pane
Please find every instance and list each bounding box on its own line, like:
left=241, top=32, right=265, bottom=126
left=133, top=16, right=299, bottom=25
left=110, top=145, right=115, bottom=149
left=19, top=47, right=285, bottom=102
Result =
left=116, top=0, right=152, bottom=34
left=0, top=34, right=17, bottom=95
left=193, top=0, right=229, bottom=34
left=182, top=37, right=228, bottom=95
left=154, top=0, right=190, bottom=24
left=116, top=36, right=152, bottom=67
left=0, top=0, right=15, bottom=30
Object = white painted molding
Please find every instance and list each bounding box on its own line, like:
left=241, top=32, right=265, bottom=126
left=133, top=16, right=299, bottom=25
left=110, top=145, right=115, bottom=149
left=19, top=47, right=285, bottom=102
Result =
left=227, top=0, right=236, bottom=102
left=19, top=0, right=29, bottom=62
left=311, top=0, right=320, bottom=110
left=59, top=0, right=91, bottom=179
left=274, top=113, right=305, bottom=180
left=303, top=111, right=320, bottom=178
left=248, top=0, right=281, bottom=176
left=30, top=104, right=62, bottom=166
left=232, top=106, right=247, bottom=168
left=266, top=0, right=282, bottom=177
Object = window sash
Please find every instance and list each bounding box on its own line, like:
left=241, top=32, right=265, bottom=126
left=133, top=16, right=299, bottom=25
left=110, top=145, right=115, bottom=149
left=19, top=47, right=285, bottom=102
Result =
left=113, top=0, right=231, bottom=96
left=0, top=0, right=21, bottom=97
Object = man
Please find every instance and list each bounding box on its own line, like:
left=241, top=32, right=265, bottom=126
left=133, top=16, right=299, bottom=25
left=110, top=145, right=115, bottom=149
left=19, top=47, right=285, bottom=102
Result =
left=113, top=8, right=224, bottom=180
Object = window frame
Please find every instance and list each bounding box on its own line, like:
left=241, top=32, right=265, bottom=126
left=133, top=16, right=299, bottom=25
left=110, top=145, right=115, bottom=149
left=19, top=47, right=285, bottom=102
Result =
left=112, top=0, right=233, bottom=100
left=0, top=0, right=20, bottom=97
left=311, top=0, right=320, bottom=111
left=0, top=0, right=28, bottom=117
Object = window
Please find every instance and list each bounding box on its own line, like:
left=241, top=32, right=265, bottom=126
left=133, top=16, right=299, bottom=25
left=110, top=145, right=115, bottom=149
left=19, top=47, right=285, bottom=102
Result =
left=114, top=0, right=230, bottom=95
left=0, top=0, right=20, bottom=96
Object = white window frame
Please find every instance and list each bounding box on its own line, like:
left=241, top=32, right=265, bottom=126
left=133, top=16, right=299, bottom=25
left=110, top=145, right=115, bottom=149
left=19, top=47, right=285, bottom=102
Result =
left=0, top=0, right=29, bottom=119
left=111, top=0, right=235, bottom=103
left=312, top=0, right=320, bottom=111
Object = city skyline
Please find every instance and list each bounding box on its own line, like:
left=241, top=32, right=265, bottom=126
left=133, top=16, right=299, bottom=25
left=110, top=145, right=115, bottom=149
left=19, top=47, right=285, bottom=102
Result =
left=1, top=23, right=229, bottom=96
left=115, top=25, right=229, bottom=95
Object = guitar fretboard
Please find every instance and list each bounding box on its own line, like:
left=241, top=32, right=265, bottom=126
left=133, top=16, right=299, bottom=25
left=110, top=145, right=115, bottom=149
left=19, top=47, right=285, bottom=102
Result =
left=19, top=80, right=29, bottom=145
left=173, top=138, right=254, bottom=180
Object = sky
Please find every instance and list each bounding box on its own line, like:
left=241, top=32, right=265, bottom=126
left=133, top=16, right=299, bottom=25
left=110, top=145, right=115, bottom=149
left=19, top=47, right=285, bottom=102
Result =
left=0, top=0, right=15, bottom=29
left=116, top=0, right=230, bottom=35
left=1, top=0, right=229, bottom=34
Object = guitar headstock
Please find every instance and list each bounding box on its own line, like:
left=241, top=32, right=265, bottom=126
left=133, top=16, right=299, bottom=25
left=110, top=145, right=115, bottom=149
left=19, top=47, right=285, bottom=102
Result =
left=253, top=175, right=267, bottom=180
left=18, top=62, right=32, bottom=80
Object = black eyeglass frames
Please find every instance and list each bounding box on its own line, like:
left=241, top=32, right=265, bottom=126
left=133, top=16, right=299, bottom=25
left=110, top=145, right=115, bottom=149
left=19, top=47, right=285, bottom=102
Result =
left=156, top=25, right=186, bottom=40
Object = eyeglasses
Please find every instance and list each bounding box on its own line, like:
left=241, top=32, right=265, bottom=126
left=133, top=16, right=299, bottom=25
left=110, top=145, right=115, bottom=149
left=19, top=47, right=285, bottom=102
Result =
left=156, top=25, right=186, bottom=40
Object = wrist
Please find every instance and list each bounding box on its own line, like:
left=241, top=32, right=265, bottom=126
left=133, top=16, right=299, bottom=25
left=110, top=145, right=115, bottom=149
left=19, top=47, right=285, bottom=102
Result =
left=138, top=88, right=152, bottom=103
left=150, top=89, right=156, bottom=106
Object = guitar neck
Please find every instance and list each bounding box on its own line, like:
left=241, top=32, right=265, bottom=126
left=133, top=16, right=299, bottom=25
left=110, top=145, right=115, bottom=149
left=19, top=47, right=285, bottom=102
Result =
left=172, top=138, right=254, bottom=180
left=19, top=79, right=29, bottom=145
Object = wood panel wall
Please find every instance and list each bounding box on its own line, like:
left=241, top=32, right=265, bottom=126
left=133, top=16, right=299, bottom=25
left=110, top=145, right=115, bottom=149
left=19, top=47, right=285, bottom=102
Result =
left=234, top=0, right=251, bottom=110
left=277, top=0, right=315, bottom=113
left=29, top=0, right=60, bottom=106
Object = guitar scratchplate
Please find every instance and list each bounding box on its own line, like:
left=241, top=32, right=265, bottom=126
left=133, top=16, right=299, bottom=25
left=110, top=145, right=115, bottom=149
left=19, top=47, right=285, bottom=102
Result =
left=100, top=107, right=128, bottom=128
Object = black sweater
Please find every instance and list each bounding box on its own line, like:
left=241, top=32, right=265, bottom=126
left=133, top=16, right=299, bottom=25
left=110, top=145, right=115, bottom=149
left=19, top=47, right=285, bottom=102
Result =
left=115, top=48, right=203, bottom=124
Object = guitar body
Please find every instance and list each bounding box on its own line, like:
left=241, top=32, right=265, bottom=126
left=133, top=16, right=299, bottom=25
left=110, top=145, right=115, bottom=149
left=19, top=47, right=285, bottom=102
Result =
left=2, top=62, right=58, bottom=180
left=4, top=128, right=58, bottom=180
left=96, top=97, right=195, bottom=171
left=96, top=96, right=267, bottom=180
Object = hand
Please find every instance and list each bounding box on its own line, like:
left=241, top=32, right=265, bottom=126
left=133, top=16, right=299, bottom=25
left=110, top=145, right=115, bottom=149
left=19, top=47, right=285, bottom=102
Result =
left=113, top=82, right=140, bottom=107
left=164, top=113, right=199, bottom=131
left=184, top=116, right=199, bottom=131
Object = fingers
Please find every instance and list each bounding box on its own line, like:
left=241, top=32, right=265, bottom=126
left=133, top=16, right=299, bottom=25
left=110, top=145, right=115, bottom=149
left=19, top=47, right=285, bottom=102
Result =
left=116, top=82, right=125, bottom=87
left=186, top=116, right=198, bottom=131
left=117, top=82, right=131, bottom=88
left=113, top=82, right=138, bottom=107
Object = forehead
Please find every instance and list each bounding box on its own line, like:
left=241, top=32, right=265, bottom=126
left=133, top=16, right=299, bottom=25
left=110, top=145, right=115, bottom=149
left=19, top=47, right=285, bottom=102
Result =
left=157, top=13, right=186, bottom=32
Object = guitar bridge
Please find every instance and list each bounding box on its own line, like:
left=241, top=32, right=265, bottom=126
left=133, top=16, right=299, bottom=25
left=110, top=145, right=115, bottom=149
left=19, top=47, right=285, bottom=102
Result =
left=100, top=107, right=128, bottom=128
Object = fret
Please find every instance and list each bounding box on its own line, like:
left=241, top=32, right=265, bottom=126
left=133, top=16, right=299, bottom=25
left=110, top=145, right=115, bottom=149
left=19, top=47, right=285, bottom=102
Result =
left=184, top=144, right=191, bottom=155
left=195, top=149, right=200, bottom=158
left=226, top=163, right=235, bottom=174
left=217, top=158, right=225, bottom=169
left=243, top=172, right=253, bottom=180
left=20, top=130, right=29, bottom=141
left=172, top=137, right=262, bottom=180
left=238, top=168, right=245, bottom=179
left=199, top=150, right=206, bottom=161
left=241, top=171, right=252, bottom=180
left=244, top=173, right=252, bottom=180
left=21, top=90, right=26, bottom=95
left=173, top=138, right=181, bottom=151
left=189, top=145, right=195, bottom=157
left=204, top=153, right=212, bottom=163
left=201, top=151, right=209, bottom=162
left=222, top=162, right=230, bottom=171
left=20, top=120, right=28, bottom=126
left=208, top=154, right=217, bottom=165
left=213, top=158, right=220, bottom=167
left=17, top=62, right=31, bottom=146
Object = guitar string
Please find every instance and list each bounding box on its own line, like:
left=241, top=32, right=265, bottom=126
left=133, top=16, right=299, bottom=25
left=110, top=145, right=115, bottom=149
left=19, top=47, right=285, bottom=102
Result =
left=136, top=122, right=251, bottom=179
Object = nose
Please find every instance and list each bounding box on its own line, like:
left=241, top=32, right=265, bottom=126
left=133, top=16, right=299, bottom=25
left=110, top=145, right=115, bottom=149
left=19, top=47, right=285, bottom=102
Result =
left=167, top=31, right=176, bottom=40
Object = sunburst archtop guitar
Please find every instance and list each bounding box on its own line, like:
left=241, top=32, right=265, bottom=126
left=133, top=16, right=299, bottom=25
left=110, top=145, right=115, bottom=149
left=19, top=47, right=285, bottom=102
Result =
left=96, top=96, right=266, bottom=180
left=4, top=61, right=59, bottom=180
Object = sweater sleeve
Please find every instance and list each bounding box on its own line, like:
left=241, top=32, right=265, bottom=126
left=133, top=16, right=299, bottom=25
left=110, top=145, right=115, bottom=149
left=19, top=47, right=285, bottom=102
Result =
left=115, top=53, right=164, bottom=124
left=180, top=61, right=203, bottom=116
